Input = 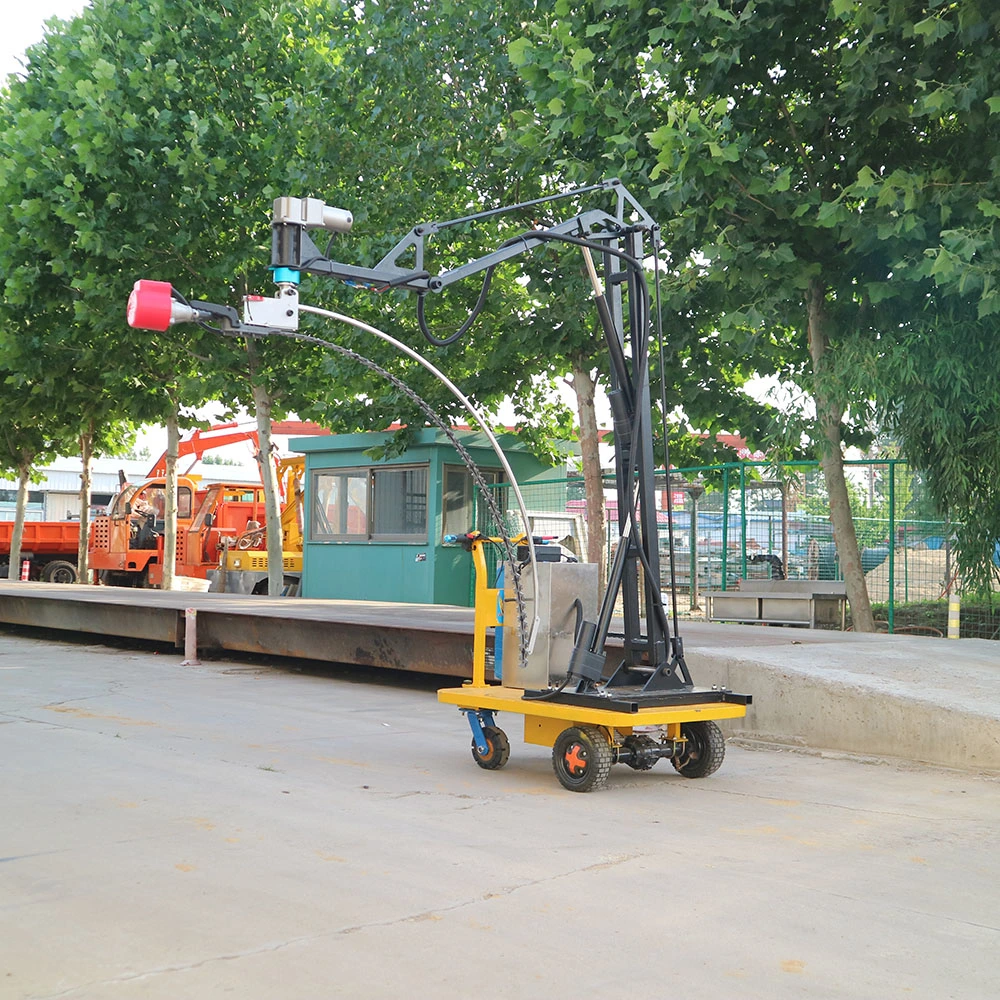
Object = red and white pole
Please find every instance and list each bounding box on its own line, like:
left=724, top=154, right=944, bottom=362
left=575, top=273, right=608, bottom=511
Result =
left=20, top=559, right=30, bottom=581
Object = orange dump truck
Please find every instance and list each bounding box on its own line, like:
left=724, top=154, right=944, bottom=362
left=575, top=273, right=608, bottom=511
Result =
left=0, top=521, right=81, bottom=582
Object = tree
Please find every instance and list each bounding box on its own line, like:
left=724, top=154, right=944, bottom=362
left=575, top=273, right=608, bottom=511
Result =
left=509, top=0, right=1000, bottom=629
left=876, top=305, right=1000, bottom=592
left=0, top=0, right=356, bottom=590
left=0, top=371, right=67, bottom=579
left=1, top=0, right=552, bottom=589
left=294, top=3, right=781, bottom=572
left=0, top=319, right=135, bottom=581
left=3, top=0, right=795, bottom=599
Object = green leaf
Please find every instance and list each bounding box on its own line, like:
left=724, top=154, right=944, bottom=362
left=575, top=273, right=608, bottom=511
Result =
left=570, top=46, right=595, bottom=74
left=815, top=200, right=843, bottom=227
left=912, top=16, right=953, bottom=41
left=855, top=165, right=879, bottom=191
left=507, top=36, right=533, bottom=67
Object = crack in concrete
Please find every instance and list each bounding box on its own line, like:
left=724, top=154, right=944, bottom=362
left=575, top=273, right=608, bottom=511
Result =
left=753, top=874, right=1000, bottom=934
left=691, top=782, right=994, bottom=824
left=28, top=937, right=321, bottom=999
left=26, top=853, right=646, bottom=998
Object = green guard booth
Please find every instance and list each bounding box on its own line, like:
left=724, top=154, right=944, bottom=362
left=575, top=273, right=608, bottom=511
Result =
left=291, top=429, right=564, bottom=606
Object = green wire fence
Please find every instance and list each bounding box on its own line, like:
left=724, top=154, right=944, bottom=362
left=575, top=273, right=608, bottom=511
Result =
left=475, top=459, right=999, bottom=640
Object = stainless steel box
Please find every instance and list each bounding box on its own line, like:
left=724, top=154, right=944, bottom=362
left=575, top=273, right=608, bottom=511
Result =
left=501, top=561, right=600, bottom=690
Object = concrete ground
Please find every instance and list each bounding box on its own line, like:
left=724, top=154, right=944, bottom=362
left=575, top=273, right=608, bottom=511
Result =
left=2, top=627, right=998, bottom=1000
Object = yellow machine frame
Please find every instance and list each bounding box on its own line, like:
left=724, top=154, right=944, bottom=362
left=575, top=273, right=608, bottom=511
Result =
left=220, top=456, right=305, bottom=578
left=437, top=534, right=750, bottom=792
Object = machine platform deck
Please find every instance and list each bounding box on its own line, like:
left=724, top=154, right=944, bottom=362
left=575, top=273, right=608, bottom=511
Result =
left=438, top=682, right=751, bottom=791
left=437, top=683, right=749, bottom=727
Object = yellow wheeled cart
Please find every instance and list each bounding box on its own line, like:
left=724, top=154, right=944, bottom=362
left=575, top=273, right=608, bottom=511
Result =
left=438, top=533, right=752, bottom=792
left=438, top=683, right=750, bottom=792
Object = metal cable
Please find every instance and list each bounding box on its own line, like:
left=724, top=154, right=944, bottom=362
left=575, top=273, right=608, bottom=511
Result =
left=242, top=323, right=532, bottom=669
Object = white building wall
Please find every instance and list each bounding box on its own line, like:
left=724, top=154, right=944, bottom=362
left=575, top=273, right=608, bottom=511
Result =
left=45, top=493, right=83, bottom=521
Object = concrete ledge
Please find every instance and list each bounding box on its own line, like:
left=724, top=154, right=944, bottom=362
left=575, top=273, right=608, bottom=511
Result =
left=682, top=625, right=1000, bottom=772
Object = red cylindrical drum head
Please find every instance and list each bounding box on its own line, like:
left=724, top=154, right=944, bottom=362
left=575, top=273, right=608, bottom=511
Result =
left=127, top=279, right=174, bottom=331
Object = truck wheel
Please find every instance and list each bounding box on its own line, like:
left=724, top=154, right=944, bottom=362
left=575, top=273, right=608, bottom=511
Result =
left=41, top=560, right=78, bottom=584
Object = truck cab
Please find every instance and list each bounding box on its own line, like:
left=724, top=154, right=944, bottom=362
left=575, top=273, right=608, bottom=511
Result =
left=90, top=476, right=266, bottom=587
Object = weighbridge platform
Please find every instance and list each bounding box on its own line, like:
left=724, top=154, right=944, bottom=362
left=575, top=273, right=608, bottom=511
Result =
left=0, top=581, right=476, bottom=676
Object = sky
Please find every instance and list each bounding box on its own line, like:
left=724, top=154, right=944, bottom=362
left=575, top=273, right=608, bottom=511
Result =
left=1, top=4, right=87, bottom=82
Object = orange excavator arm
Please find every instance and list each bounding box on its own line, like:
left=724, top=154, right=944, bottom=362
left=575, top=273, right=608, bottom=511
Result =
left=146, top=420, right=329, bottom=478
left=145, top=422, right=262, bottom=478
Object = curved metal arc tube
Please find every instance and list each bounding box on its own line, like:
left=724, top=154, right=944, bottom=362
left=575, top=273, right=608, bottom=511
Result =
left=298, top=302, right=540, bottom=652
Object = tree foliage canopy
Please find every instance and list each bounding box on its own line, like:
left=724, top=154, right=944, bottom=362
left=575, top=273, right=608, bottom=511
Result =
left=3, top=0, right=999, bottom=594
left=510, top=0, right=1000, bottom=590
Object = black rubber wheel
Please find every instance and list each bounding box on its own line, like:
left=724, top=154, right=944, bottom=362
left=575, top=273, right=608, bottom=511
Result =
left=552, top=725, right=613, bottom=792
left=471, top=725, right=510, bottom=770
left=671, top=720, right=726, bottom=778
left=41, top=560, right=78, bottom=584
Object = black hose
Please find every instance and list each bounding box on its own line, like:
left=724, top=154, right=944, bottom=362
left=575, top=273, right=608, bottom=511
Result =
left=525, top=230, right=673, bottom=642
left=416, top=266, right=496, bottom=346
left=522, top=674, right=573, bottom=701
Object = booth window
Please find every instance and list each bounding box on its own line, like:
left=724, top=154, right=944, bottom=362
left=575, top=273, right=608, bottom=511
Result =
left=311, top=465, right=427, bottom=542
left=372, top=467, right=428, bottom=539
left=311, top=469, right=369, bottom=539
left=442, top=464, right=503, bottom=539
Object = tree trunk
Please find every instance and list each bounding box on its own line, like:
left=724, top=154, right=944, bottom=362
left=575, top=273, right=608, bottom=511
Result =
left=252, top=382, right=285, bottom=597
left=161, top=411, right=179, bottom=591
left=569, top=356, right=606, bottom=578
left=77, top=427, right=93, bottom=583
left=807, top=279, right=875, bottom=632
left=8, top=462, right=31, bottom=580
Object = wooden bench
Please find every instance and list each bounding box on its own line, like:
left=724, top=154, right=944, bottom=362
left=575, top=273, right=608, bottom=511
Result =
left=704, top=580, right=848, bottom=629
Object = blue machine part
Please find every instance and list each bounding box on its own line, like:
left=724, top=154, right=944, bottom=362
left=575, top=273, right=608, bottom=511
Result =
left=271, top=267, right=301, bottom=284
left=462, top=708, right=497, bottom=754
left=493, top=563, right=504, bottom=682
